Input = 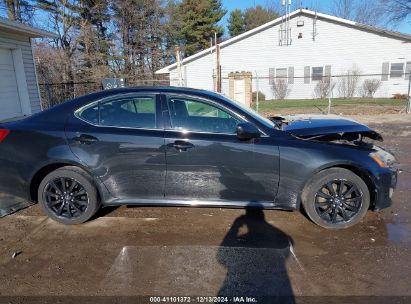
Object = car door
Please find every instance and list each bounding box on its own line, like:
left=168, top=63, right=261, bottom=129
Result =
left=162, top=94, right=280, bottom=204
left=65, top=93, right=166, bottom=201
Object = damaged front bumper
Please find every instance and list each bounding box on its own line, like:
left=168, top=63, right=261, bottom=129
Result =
left=373, top=167, right=398, bottom=211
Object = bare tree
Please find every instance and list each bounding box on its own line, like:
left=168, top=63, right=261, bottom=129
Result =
left=354, top=1, right=386, bottom=26
left=360, top=79, right=382, bottom=98
left=332, top=0, right=354, bottom=20
left=338, top=66, right=361, bottom=98
left=331, top=0, right=386, bottom=26
left=37, top=0, right=82, bottom=84
left=380, top=0, right=411, bottom=25
left=314, top=77, right=336, bottom=99
left=271, top=79, right=290, bottom=100
left=1, top=0, right=35, bottom=23
left=34, top=42, right=75, bottom=108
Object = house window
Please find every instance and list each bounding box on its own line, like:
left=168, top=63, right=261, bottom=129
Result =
left=276, top=68, right=287, bottom=80
left=390, top=63, right=404, bottom=78
left=312, top=67, right=324, bottom=81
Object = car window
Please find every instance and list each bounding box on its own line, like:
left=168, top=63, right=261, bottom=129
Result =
left=78, top=95, right=157, bottom=129
left=166, top=96, right=240, bottom=134
left=119, top=97, right=155, bottom=114
left=79, top=105, right=99, bottom=124
left=218, top=94, right=275, bottom=129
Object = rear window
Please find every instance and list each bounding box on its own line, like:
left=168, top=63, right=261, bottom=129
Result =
left=78, top=95, right=157, bottom=129
left=79, top=105, right=99, bottom=124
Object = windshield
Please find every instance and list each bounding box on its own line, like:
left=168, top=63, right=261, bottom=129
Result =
left=218, top=94, right=275, bottom=129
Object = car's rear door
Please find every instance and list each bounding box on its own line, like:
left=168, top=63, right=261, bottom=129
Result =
left=65, top=93, right=166, bottom=201
left=162, top=94, right=280, bottom=204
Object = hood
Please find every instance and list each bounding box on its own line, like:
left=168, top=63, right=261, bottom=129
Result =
left=272, top=114, right=383, bottom=141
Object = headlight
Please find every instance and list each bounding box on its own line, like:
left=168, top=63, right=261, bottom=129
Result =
left=370, top=146, right=397, bottom=168
left=371, top=154, right=386, bottom=167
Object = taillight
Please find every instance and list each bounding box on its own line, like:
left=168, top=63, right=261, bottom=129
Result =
left=0, top=129, right=10, bottom=142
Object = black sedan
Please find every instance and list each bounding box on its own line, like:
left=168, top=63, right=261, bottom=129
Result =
left=0, top=87, right=398, bottom=229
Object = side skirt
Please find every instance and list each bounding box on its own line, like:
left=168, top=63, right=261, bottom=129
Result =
left=103, top=198, right=295, bottom=211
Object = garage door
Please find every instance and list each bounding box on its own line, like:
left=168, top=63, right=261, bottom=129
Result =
left=0, top=48, right=22, bottom=120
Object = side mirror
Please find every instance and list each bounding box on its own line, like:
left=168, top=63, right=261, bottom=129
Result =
left=236, top=122, right=261, bottom=140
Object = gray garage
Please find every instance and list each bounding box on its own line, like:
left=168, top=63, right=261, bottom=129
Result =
left=0, top=17, right=56, bottom=121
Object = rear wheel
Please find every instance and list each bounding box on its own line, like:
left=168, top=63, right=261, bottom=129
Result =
left=302, top=168, right=370, bottom=229
left=38, top=166, right=100, bottom=225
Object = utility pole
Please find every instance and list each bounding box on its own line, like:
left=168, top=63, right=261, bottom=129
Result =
left=210, top=37, right=214, bottom=91
left=175, top=46, right=183, bottom=87
left=255, top=71, right=259, bottom=113
left=407, top=75, right=411, bottom=114
left=216, top=44, right=221, bottom=93
left=328, top=83, right=332, bottom=114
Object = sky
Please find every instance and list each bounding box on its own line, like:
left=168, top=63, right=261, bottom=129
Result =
left=221, top=0, right=411, bottom=34
left=0, top=0, right=409, bottom=35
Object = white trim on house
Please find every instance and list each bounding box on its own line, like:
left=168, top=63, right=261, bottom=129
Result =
left=0, top=17, right=57, bottom=38
left=156, top=8, right=411, bottom=75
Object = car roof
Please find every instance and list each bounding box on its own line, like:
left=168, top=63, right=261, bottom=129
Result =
left=27, top=87, right=228, bottom=124
left=92, top=86, right=218, bottom=96
left=74, top=86, right=226, bottom=108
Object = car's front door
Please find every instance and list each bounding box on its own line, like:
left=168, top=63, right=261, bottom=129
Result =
left=162, top=94, right=280, bottom=204
left=66, top=93, right=165, bottom=201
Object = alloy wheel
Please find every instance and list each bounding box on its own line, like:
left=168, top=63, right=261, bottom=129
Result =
left=314, top=179, right=363, bottom=224
left=43, top=177, right=89, bottom=219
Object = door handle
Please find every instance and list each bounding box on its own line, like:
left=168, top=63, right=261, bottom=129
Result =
left=168, top=140, right=194, bottom=151
left=73, top=134, right=99, bottom=144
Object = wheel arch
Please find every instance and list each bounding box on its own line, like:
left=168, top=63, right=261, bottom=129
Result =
left=298, top=163, right=377, bottom=210
left=29, top=161, right=104, bottom=203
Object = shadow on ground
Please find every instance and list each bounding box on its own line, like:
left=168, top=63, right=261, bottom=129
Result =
left=217, top=206, right=295, bottom=302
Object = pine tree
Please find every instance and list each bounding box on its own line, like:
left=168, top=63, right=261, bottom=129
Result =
left=228, top=9, right=245, bottom=37
left=76, top=0, right=112, bottom=81
left=112, top=0, right=168, bottom=79
left=173, top=0, right=226, bottom=57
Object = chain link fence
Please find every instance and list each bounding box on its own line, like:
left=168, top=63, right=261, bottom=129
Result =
left=219, top=72, right=411, bottom=116
left=39, top=73, right=411, bottom=116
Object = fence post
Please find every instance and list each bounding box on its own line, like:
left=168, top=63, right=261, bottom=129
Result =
left=327, top=77, right=332, bottom=114
left=45, top=83, right=52, bottom=109
left=255, top=71, right=259, bottom=113
left=407, top=75, right=411, bottom=114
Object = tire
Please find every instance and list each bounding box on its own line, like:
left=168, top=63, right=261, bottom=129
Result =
left=301, top=168, right=370, bottom=229
left=38, top=166, right=100, bottom=225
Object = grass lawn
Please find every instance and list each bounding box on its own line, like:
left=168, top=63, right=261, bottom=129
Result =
left=251, top=98, right=405, bottom=111
left=250, top=98, right=408, bottom=115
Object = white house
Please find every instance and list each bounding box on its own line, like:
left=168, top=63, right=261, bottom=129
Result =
left=0, top=17, right=57, bottom=121
left=156, top=9, right=411, bottom=102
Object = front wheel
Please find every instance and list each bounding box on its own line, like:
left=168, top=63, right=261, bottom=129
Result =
left=302, top=168, right=370, bottom=229
left=38, top=166, right=100, bottom=225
